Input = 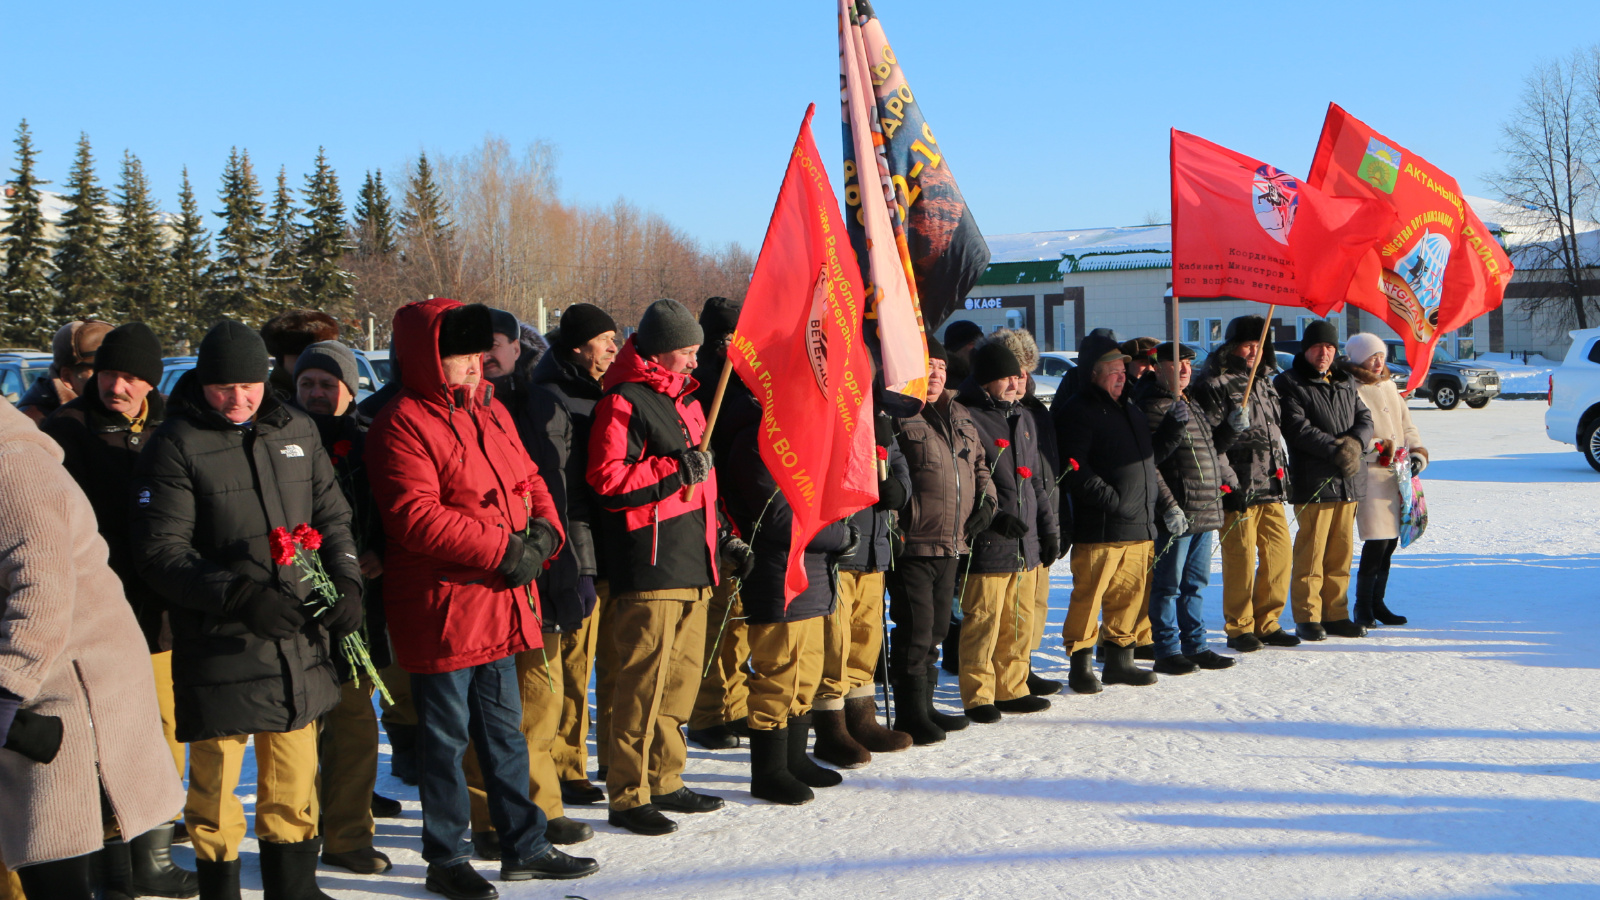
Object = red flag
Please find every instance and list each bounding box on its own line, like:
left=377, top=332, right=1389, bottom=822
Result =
left=1307, top=104, right=1514, bottom=389
left=730, top=104, right=878, bottom=604
left=1170, top=129, right=1395, bottom=315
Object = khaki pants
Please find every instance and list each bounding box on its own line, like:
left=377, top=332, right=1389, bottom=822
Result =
left=379, top=662, right=416, bottom=727
left=1101, top=574, right=1153, bottom=646
left=815, top=570, right=886, bottom=710
left=1028, top=565, right=1051, bottom=652
left=186, top=723, right=319, bottom=862
left=593, top=583, right=617, bottom=770
left=1063, top=541, right=1152, bottom=654
left=745, top=617, right=826, bottom=730
left=605, top=588, right=710, bottom=811
left=319, top=679, right=379, bottom=853
left=467, top=646, right=565, bottom=829
left=553, top=606, right=601, bottom=782
left=1291, top=501, right=1357, bottom=624
left=150, top=652, right=185, bottom=781
left=0, top=858, right=20, bottom=900
left=1220, top=504, right=1292, bottom=636
left=689, top=578, right=750, bottom=730
left=958, top=569, right=1037, bottom=708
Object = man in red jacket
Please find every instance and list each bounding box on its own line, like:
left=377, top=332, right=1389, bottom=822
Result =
left=367, top=298, right=598, bottom=899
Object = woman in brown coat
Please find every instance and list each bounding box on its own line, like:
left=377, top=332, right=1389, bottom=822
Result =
left=0, top=401, right=184, bottom=898
left=1345, top=333, right=1428, bottom=627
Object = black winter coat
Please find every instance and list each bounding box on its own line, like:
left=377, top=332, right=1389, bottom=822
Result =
left=41, top=390, right=171, bottom=652
left=1053, top=381, right=1176, bottom=545
left=1020, top=384, right=1068, bottom=550
left=956, top=379, right=1057, bottom=573
left=1193, top=349, right=1290, bottom=509
left=1274, top=356, right=1375, bottom=504
left=839, top=413, right=910, bottom=574
left=1136, top=379, right=1237, bottom=534
left=132, top=372, right=358, bottom=742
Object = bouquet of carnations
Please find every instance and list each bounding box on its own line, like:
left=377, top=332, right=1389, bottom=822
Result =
left=271, top=524, right=391, bottom=703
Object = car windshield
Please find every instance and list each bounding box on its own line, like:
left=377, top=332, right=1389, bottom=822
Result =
left=20, top=365, right=48, bottom=391
left=371, top=358, right=392, bottom=383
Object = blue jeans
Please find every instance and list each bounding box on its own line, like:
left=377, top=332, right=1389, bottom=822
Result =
left=1150, top=530, right=1214, bottom=659
left=411, top=655, right=550, bottom=866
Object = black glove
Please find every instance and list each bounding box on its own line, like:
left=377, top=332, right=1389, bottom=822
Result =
left=674, top=448, right=712, bottom=486
left=719, top=535, right=755, bottom=580
left=837, top=523, right=862, bottom=560
left=241, top=585, right=306, bottom=641
left=498, top=520, right=558, bottom=589
left=989, top=510, right=1030, bottom=539
left=1168, top=399, right=1191, bottom=424
left=577, top=575, right=599, bottom=617
left=1040, top=533, right=1060, bottom=563
left=1410, top=454, right=1425, bottom=476
left=876, top=475, right=907, bottom=511
left=4, top=709, right=63, bottom=764
left=964, top=495, right=996, bottom=542
left=323, top=577, right=363, bottom=641
left=1333, top=435, right=1363, bottom=480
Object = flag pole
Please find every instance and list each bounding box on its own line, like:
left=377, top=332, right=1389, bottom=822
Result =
left=684, top=360, right=734, bottom=502
left=1241, top=304, right=1276, bottom=408
left=1169, top=292, right=1181, bottom=394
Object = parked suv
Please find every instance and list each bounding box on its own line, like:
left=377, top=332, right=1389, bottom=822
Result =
left=1545, top=326, right=1600, bottom=472
left=1378, top=340, right=1499, bottom=410
left=0, top=352, right=52, bottom=405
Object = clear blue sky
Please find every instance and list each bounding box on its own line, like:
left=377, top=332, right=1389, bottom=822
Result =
left=7, top=1, right=1598, bottom=252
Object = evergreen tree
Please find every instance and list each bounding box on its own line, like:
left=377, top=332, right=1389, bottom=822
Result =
left=0, top=119, right=55, bottom=346
left=207, top=147, right=271, bottom=326
left=400, top=150, right=454, bottom=248
left=52, top=134, right=117, bottom=323
left=352, top=168, right=397, bottom=257
left=264, top=166, right=303, bottom=309
left=299, top=148, right=352, bottom=308
left=168, top=168, right=214, bottom=349
left=109, top=150, right=168, bottom=335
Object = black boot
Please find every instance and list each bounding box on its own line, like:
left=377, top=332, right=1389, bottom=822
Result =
left=810, top=708, right=870, bottom=768
left=748, top=727, right=813, bottom=805
left=370, top=792, right=403, bottom=818
left=1372, top=599, right=1408, bottom=626
left=130, top=824, right=200, bottom=898
left=1324, top=618, right=1368, bottom=638
left=844, top=695, right=912, bottom=753
left=544, top=816, right=595, bottom=845
left=1100, top=643, right=1158, bottom=686
left=385, top=722, right=419, bottom=785
left=1294, top=621, right=1327, bottom=642
left=472, top=831, right=502, bottom=860
left=1152, top=654, right=1198, bottom=675
left=258, top=838, right=334, bottom=900
left=786, top=714, right=843, bottom=788
left=1026, top=668, right=1062, bottom=696
left=940, top=618, right=961, bottom=673
left=1352, top=597, right=1376, bottom=628
left=1068, top=647, right=1102, bottom=694
left=17, top=852, right=99, bottom=900
left=424, top=862, right=497, bottom=900
left=100, top=839, right=135, bottom=900
left=686, top=722, right=740, bottom=750
left=194, top=858, right=242, bottom=900
left=891, top=673, right=945, bottom=745
left=924, top=664, right=969, bottom=732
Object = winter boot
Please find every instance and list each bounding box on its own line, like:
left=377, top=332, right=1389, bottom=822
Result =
left=1067, top=647, right=1102, bottom=694
left=941, top=618, right=961, bottom=673
left=130, top=824, right=200, bottom=898
left=1189, top=650, right=1237, bottom=670
left=1152, top=654, right=1198, bottom=675
left=544, top=816, right=594, bottom=845
left=1294, top=621, right=1327, bottom=642
left=16, top=852, right=100, bottom=900
left=1134, top=643, right=1157, bottom=660
left=1372, top=599, right=1408, bottom=626
left=370, top=792, right=403, bottom=818
left=99, top=840, right=135, bottom=900
left=786, top=714, right=844, bottom=788
left=1100, top=643, right=1158, bottom=687
left=964, top=704, right=1002, bottom=724
left=686, top=722, right=740, bottom=750
left=1260, top=628, right=1302, bottom=647
left=385, top=722, right=419, bottom=785
left=810, top=708, right=871, bottom=768
left=844, top=695, right=912, bottom=753
left=924, top=664, right=969, bottom=732
left=993, top=695, right=1051, bottom=714
left=748, top=727, right=813, bottom=805
left=1324, top=619, right=1368, bottom=638
left=1352, top=597, right=1376, bottom=628
left=257, top=838, right=334, bottom=900
left=1226, top=633, right=1263, bottom=652
left=194, top=858, right=242, bottom=900
left=1026, top=668, right=1062, bottom=696
left=891, top=674, right=945, bottom=745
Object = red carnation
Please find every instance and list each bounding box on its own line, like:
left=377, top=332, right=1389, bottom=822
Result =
left=1017, top=466, right=1033, bottom=479
left=1220, top=484, right=1233, bottom=494
left=1067, top=458, right=1080, bottom=471
left=1275, top=467, right=1285, bottom=480
left=512, top=478, right=536, bottom=498
left=331, top=439, right=353, bottom=462
left=293, top=523, right=323, bottom=551
left=876, top=446, right=888, bottom=461
left=994, top=438, right=1010, bottom=449
left=1372, top=439, right=1386, bottom=453
left=270, top=527, right=297, bottom=566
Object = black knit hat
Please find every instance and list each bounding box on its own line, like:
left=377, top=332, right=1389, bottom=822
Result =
left=1153, top=341, right=1196, bottom=362
left=488, top=308, right=520, bottom=343
left=94, top=322, right=164, bottom=387
left=438, top=304, right=496, bottom=358
left=1301, top=319, right=1340, bottom=350
left=698, top=296, right=741, bottom=343
left=926, top=334, right=948, bottom=363
left=635, top=299, right=703, bottom=357
left=197, top=320, right=269, bottom=385
left=972, top=341, right=1022, bottom=384
left=943, top=319, right=983, bottom=353
left=559, top=303, right=619, bottom=350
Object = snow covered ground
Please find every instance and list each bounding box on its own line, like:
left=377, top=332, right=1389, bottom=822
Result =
left=1477, top=352, right=1559, bottom=397
left=208, top=399, right=1600, bottom=899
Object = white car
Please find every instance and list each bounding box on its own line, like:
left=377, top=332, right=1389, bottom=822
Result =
left=1544, top=326, right=1600, bottom=472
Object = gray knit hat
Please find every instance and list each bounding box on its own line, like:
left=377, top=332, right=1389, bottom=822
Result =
left=294, top=340, right=360, bottom=396
left=634, top=299, right=703, bottom=357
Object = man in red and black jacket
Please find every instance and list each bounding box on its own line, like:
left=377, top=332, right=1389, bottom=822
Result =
left=587, top=298, right=751, bottom=837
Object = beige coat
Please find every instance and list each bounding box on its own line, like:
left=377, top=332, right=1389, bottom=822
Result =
left=0, top=401, right=183, bottom=868
left=1352, top=368, right=1428, bottom=542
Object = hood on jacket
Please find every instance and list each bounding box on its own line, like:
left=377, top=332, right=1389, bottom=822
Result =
left=393, top=297, right=496, bottom=410
left=602, top=335, right=698, bottom=399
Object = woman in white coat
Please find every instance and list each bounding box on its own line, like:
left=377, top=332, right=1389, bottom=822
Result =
left=1343, top=333, right=1428, bottom=627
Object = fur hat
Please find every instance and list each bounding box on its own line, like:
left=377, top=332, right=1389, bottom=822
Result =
left=972, top=341, right=1022, bottom=385
left=1119, top=336, right=1161, bottom=361
left=294, top=340, right=359, bottom=396
left=438, top=303, right=496, bottom=358
left=1153, top=341, right=1196, bottom=362
left=1345, top=332, right=1386, bottom=367
left=261, top=309, right=339, bottom=360
left=635, top=299, right=703, bottom=357
left=52, top=320, right=113, bottom=370
left=977, top=328, right=1039, bottom=373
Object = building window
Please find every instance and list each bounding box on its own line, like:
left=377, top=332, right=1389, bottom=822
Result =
left=1206, top=318, right=1223, bottom=349
left=1183, top=319, right=1201, bottom=343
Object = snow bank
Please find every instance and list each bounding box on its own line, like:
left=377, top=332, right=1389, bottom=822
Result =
left=1476, top=351, right=1558, bottom=396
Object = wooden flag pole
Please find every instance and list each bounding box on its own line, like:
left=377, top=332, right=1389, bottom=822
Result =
left=1240, top=304, right=1276, bottom=408
left=684, top=361, right=734, bottom=502
left=1169, top=292, right=1182, bottom=395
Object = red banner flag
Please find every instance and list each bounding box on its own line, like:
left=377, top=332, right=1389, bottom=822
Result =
left=730, top=104, right=878, bottom=604
left=1308, top=104, right=1514, bottom=389
left=1170, top=129, right=1395, bottom=315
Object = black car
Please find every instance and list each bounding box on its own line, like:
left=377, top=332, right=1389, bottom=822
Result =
left=1377, top=340, right=1499, bottom=410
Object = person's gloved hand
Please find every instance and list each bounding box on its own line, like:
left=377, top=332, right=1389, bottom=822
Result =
left=242, top=585, right=306, bottom=641
left=1163, top=507, right=1189, bottom=535
left=576, top=575, right=599, bottom=616
left=989, top=510, right=1030, bottom=539
left=964, top=495, right=996, bottom=542
left=1039, top=533, right=1060, bottom=563
left=837, top=523, right=862, bottom=560
left=1227, top=404, right=1250, bottom=434
left=1410, top=453, right=1426, bottom=476
left=674, top=448, right=713, bottom=486
left=1168, top=399, right=1191, bottom=425
left=719, top=535, right=755, bottom=580
left=3, top=709, right=63, bottom=764
left=876, top=475, right=908, bottom=511
left=323, top=578, right=364, bottom=641
left=1333, top=435, right=1363, bottom=479
left=0, top=691, right=19, bottom=750
left=498, top=521, right=558, bottom=589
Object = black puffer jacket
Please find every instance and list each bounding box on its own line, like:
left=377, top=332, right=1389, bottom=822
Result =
left=1274, top=355, right=1375, bottom=504
left=894, top=391, right=993, bottom=557
left=41, top=389, right=171, bottom=652
left=839, top=413, right=910, bottom=574
left=721, top=393, right=853, bottom=623
left=956, top=379, right=1057, bottom=573
left=1020, top=384, right=1068, bottom=551
left=1054, top=379, right=1176, bottom=545
left=132, top=371, right=357, bottom=742
left=1193, top=346, right=1290, bottom=510
left=1136, top=379, right=1237, bottom=534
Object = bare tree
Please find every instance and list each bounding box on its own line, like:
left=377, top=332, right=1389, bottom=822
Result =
left=1491, top=47, right=1600, bottom=331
